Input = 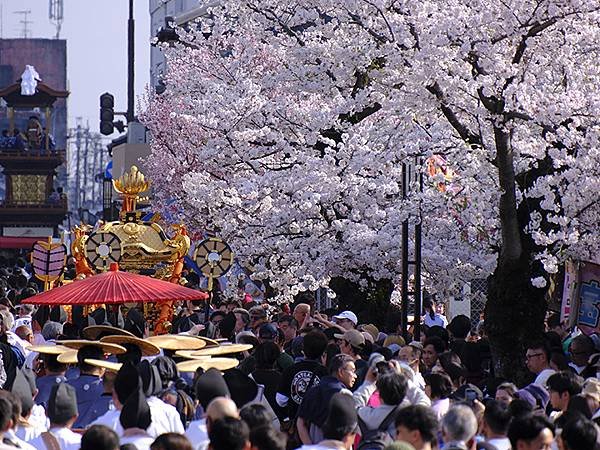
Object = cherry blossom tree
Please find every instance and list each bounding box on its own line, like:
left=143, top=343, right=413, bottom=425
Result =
left=142, top=0, right=600, bottom=379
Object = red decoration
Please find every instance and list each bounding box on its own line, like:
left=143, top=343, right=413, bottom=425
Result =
left=23, top=263, right=208, bottom=305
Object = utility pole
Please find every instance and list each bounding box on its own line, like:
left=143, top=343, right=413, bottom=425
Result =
left=82, top=124, right=90, bottom=209
left=74, top=119, right=82, bottom=211
left=49, top=0, right=64, bottom=39
left=91, top=134, right=101, bottom=210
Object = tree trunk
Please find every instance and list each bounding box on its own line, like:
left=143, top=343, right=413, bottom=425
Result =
left=485, top=254, right=546, bottom=385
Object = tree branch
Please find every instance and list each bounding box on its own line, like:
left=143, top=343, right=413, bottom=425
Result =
left=426, top=82, right=482, bottom=147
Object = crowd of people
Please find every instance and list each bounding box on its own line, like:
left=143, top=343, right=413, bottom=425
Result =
left=0, top=258, right=596, bottom=450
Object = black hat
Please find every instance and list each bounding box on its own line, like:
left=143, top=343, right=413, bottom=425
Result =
left=11, top=369, right=34, bottom=414
left=138, top=360, right=161, bottom=397
left=223, top=369, right=258, bottom=408
left=48, top=383, right=78, bottom=424
left=194, top=368, right=230, bottom=410
left=115, top=362, right=141, bottom=405
left=324, top=393, right=357, bottom=430
left=33, top=306, right=50, bottom=328
left=49, top=306, right=67, bottom=324
left=119, top=387, right=152, bottom=431
left=152, top=356, right=179, bottom=389
left=124, top=308, right=145, bottom=338
left=90, top=308, right=110, bottom=327
left=217, top=312, right=236, bottom=340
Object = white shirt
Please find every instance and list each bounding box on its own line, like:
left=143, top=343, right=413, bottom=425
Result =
left=28, top=427, right=81, bottom=450
left=423, top=313, right=448, bottom=328
left=92, top=398, right=184, bottom=438
left=13, top=316, right=32, bottom=332
left=535, top=368, right=556, bottom=387
left=90, top=408, right=121, bottom=434
left=30, top=405, right=49, bottom=430
left=15, top=422, right=44, bottom=442
left=185, top=417, right=209, bottom=450
left=487, top=437, right=511, bottom=450
left=146, top=397, right=185, bottom=436
left=120, top=431, right=155, bottom=450
left=4, top=429, right=36, bottom=450
left=568, top=362, right=586, bottom=375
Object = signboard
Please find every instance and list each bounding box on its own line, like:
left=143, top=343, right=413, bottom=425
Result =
left=561, top=260, right=578, bottom=323
left=576, top=261, right=600, bottom=336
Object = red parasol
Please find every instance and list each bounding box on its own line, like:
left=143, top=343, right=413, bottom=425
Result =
left=23, top=263, right=209, bottom=305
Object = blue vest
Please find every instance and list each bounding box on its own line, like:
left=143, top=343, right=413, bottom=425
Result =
left=35, top=374, right=66, bottom=408
left=67, top=374, right=107, bottom=428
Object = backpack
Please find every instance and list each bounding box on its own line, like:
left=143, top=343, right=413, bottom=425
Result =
left=356, top=405, right=401, bottom=450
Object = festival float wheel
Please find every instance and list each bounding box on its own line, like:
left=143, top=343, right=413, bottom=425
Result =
left=85, top=232, right=122, bottom=271
left=194, top=237, right=234, bottom=278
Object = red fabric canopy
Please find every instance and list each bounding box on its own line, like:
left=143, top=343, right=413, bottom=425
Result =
left=23, top=263, right=209, bottom=305
left=0, top=236, right=40, bottom=249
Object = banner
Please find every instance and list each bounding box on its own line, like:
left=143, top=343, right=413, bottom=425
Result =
left=576, top=261, right=600, bottom=336
left=561, top=261, right=578, bottom=323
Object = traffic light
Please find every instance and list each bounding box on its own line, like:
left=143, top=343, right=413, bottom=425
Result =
left=100, top=92, right=115, bottom=135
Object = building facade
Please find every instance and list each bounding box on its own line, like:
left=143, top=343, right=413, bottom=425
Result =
left=149, top=0, right=216, bottom=88
left=0, top=39, right=68, bottom=199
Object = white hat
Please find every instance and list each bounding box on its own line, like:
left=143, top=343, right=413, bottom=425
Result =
left=333, top=311, right=358, bottom=325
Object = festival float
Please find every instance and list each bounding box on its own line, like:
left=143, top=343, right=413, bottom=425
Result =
left=26, top=165, right=235, bottom=334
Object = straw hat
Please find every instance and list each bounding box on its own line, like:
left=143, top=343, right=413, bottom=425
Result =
left=82, top=325, right=134, bottom=340
left=84, top=359, right=123, bottom=372
left=57, top=340, right=127, bottom=355
left=186, top=344, right=253, bottom=357
left=195, top=336, right=220, bottom=347
left=176, top=357, right=239, bottom=373
left=28, top=344, right=71, bottom=355
left=100, top=335, right=160, bottom=356
left=174, top=350, right=213, bottom=360
left=56, top=350, right=78, bottom=364
left=146, top=335, right=207, bottom=351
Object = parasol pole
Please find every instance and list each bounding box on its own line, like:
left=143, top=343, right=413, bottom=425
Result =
left=205, top=276, right=213, bottom=323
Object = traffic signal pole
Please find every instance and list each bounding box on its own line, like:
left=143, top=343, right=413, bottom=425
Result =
left=128, top=0, right=135, bottom=123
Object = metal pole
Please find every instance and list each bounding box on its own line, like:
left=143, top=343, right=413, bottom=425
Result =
left=91, top=135, right=99, bottom=208
left=74, top=124, right=82, bottom=210
left=127, top=0, right=135, bottom=122
left=414, top=159, right=423, bottom=341
left=401, top=162, right=409, bottom=341
left=82, top=126, right=90, bottom=208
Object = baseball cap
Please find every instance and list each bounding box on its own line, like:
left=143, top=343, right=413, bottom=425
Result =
left=361, top=324, right=379, bottom=341
left=258, top=323, right=278, bottom=340
left=333, top=311, right=358, bottom=325
left=334, top=329, right=365, bottom=348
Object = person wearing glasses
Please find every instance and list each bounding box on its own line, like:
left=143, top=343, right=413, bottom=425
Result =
left=525, top=342, right=555, bottom=387
left=296, top=354, right=356, bottom=445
